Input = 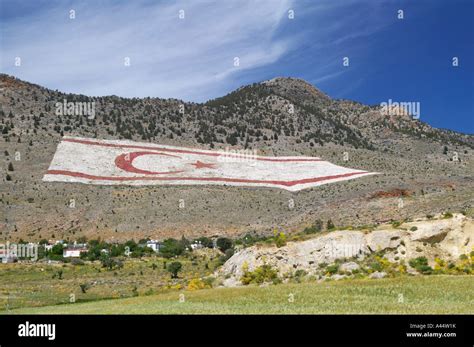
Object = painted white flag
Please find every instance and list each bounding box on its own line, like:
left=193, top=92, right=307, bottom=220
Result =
left=43, top=137, right=377, bottom=191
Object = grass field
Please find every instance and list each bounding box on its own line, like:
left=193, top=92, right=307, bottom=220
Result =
left=0, top=255, right=219, bottom=311
left=7, top=275, right=473, bottom=314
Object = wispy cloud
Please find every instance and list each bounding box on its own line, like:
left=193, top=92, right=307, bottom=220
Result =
left=0, top=0, right=398, bottom=100
left=1, top=0, right=294, bottom=100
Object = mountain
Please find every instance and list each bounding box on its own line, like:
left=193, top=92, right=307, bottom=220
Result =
left=1, top=74, right=473, bottom=242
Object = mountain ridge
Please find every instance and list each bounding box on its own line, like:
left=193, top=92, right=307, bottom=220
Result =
left=0, top=73, right=473, bottom=242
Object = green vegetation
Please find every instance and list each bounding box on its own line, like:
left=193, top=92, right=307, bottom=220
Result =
left=442, top=212, right=454, bottom=219
left=273, top=229, right=287, bottom=248
left=326, top=219, right=335, bottom=231
left=216, top=237, right=233, bottom=253
left=391, top=220, right=402, bottom=228
left=234, top=233, right=270, bottom=247
left=0, top=254, right=221, bottom=311
left=167, top=262, right=183, bottom=278
left=159, top=238, right=186, bottom=258
left=8, top=276, right=473, bottom=314
left=303, top=219, right=323, bottom=234
left=218, top=249, right=234, bottom=265
left=326, top=264, right=339, bottom=275
left=240, top=263, right=279, bottom=285
left=409, top=257, right=433, bottom=274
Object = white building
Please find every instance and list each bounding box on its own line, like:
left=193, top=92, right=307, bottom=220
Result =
left=63, top=247, right=87, bottom=258
left=190, top=241, right=204, bottom=250
left=0, top=249, right=17, bottom=263
left=145, top=240, right=162, bottom=252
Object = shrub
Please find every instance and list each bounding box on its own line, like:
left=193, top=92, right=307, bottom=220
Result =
left=410, top=226, right=418, bottom=231
left=71, top=258, right=84, bottom=266
left=409, top=257, right=433, bottom=274
left=52, top=270, right=63, bottom=280
left=186, top=278, right=210, bottom=291
left=100, top=255, right=123, bottom=270
left=273, top=229, right=287, bottom=248
left=293, top=269, right=307, bottom=282
left=218, top=248, right=234, bottom=265
left=79, top=283, right=90, bottom=293
left=368, top=261, right=383, bottom=272
left=202, top=277, right=215, bottom=287
left=326, top=219, right=335, bottom=230
left=442, top=212, right=453, bottom=219
left=241, top=264, right=279, bottom=285
left=167, top=261, right=182, bottom=278
left=326, top=264, right=339, bottom=275
left=434, top=258, right=446, bottom=273
left=391, top=221, right=402, bottom=228
left=303, top=219, right=323, bottom=234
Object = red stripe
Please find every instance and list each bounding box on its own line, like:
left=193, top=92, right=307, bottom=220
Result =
left=45, top=170, right=369, bottom=188
left=62, top=138, right=322, bottom=163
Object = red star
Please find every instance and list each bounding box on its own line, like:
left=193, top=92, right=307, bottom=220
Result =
left=190, top=160, right=216, bottom=169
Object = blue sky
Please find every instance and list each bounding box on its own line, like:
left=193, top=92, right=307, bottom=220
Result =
left=1, top=0, right=473, bottom=133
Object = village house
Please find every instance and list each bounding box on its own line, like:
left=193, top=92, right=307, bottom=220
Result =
left=63, top=243, right=88, bottom=258
left=145, top=240, right=163, bottom=253
left=0, top=248, right=17, bottom=263
left=190, top=241, right=204, bottom=250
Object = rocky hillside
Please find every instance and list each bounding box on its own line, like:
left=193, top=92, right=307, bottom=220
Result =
left=217, top=213, right=474, bottom=287
left=1, top=74, right=473, bottom=242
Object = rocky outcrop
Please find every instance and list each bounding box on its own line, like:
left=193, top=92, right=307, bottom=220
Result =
left=217, top=214, right=474, bottom=286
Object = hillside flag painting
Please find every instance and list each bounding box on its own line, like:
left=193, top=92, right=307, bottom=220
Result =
left=43, top=137, right=378, bottom=191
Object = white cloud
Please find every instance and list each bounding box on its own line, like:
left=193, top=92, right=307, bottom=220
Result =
left=0, top=0, right=294, bottom=101
left=0, top=0, right=399, bottom=100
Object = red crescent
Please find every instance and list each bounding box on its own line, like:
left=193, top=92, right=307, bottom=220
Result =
left=115, top=151, right=185, bottom=175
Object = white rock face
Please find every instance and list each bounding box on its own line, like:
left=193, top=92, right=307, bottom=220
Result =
left=369, top=271, right=387, bottom=279
left=218, top=230, right=369, bottom=283
left=217, top=214, right=474, bottom=287
left=367, top=229, right=405, bottom=251
left=340, top=261, right=360, bottom=272
left=409, top=218, right=459, bottom=243
left=331, top=274, right=347, bottom=281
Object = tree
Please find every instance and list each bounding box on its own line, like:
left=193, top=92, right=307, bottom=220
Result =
left=50, top=244, right=64, bottom=256
left=8, top=162, right=14, bottom=171
left=167, top=261, right=182, bottom=278
left=100, top=255, right=123, bottom=270
left=216, top=237, right=233, bottom=253
left=194, top=237, right=213, bottom=248
left=159, top=238, right=185, bottom=258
